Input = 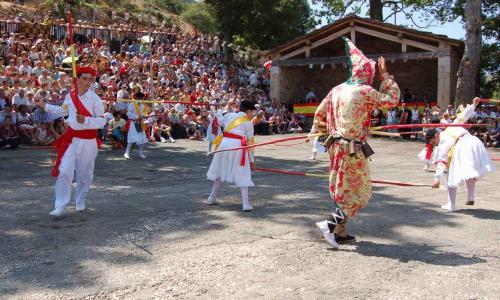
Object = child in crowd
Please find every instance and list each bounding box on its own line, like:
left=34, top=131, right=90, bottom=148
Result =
left=35, top=121, right=55, bottom=145
left=107, top=111, right=126, bottom=150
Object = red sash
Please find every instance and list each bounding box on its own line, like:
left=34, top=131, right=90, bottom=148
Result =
left=211, top=116, right=219, bottom=135
left=223, top=132, right=248, bottom=166
left=51, top=90, right=100, bottom=177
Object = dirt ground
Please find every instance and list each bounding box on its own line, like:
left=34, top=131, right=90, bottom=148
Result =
left=1, top=135, right=499, bottom=299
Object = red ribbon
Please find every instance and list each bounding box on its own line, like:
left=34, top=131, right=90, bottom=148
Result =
left=223, top=132, right=248, bottom=166
left=425, top=143, right=433, bottom=160
left=212, top=116, right=219, bottom=135
left=51, top=127, right=99, bottom=177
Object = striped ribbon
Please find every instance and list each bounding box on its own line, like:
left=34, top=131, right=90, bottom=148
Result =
left=255, top=167, right=431, bottom=187
left=371, top=123, right=490, bottom=131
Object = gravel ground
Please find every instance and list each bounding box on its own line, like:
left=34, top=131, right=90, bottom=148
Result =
left=0, top=135, right=499, bottom=299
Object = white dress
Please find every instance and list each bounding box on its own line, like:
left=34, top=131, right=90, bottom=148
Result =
left=126, top=102, right=148, bottom=145
left=434, top=104, right=495, bottom=187
left=207, top=111, right=255, bottom=187
left=310, top=125, right=326, bottom=154
left=206, top=111, right=223, bottom=143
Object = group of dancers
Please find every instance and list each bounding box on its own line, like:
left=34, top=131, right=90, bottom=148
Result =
left=35, top=38, right=496, bottom=250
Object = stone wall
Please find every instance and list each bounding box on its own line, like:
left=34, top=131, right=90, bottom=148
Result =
left=277, top=58, right=438, bottom=103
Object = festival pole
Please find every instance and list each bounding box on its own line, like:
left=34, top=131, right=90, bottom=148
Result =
left=371, top=123, right=490, bottom=131
left=211, top=133, right=324, bottom=154
left=147, top=0, right=154, bottom=101
left=480, top=98, right=500, bottom=104
left=255, top=167, right=431, bottom=187
left=67, top=11, right=77, bottom=91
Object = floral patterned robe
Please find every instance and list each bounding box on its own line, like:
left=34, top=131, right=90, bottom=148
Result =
left=314, top=38, right=400, bottom=217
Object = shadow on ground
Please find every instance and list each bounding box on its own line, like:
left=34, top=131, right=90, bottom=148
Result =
left=0, top=140, right=488, bottom=295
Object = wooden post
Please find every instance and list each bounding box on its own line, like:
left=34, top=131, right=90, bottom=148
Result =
left=437, top=43, right=452, bottom=110
left=270, top=66, right=281, bottom=103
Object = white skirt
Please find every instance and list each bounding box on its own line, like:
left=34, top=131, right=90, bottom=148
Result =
left=417, top=147, right=438, bottom=163
left=207, top=136, right=254, bottom=187
left=127, top=121, right=148, bottom=145
left=312, top=136, right=326, bottom=153
left=447, top=134, right=495, bottom=187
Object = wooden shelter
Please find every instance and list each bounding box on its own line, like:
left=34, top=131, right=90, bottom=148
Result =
left=265, top=14, right=464, bottom=110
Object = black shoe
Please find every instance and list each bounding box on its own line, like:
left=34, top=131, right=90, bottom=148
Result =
left=465, top=200, right=474, bottom=206
left=334, top=234, right=356, bottom=244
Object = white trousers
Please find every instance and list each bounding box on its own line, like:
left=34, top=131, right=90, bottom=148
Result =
left=54, top=138, right=98, bottom=210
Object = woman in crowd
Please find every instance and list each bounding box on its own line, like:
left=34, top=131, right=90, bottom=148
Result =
left=0, top=115, right=20, bottom=149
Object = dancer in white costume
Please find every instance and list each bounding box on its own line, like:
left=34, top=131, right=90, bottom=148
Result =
left=206, top=109, right=223, bottom=155
left=428, top=97, right=495, bottom=212
left=124, top=91, right=149, bottom=159
left=206, top=101, right=256, bottom=211
left=308, top=124, right=326, bottom=160
left=35, top=67, right=106, bottom=217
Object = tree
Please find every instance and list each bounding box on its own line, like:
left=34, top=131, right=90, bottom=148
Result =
left=454, top=0, right=482, bottom=105
left=311, top=0, right=435, bottom=24
left=422, top=0, right=499, bottom=100
left=313, top=0, right=499, bottom=100
left=181, top=2, right=218, bottom=34
left=205, top=0, right=316, bottom=50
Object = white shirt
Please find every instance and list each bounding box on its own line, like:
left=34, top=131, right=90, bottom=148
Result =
left=305, top=91, right=316, bottom=101
left=44, top=89, right=106, bottom=130
left=12, top=94, right=28, bottom=106
left=434, top=104, right=476, bottom=180
left=127, top=103, right=147, bottom=121
left=116, top=90, right=130, bottom=111
left=174, top=102, right=186, bottom=113
left=411, top=109, right=420, bottom=121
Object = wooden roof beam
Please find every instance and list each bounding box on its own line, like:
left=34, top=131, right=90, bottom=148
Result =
left=353, top=26, right=438, bottom=51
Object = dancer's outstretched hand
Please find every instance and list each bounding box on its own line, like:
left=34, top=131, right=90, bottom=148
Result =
left=472, top=97, right=480, bottom=107
left=432, top=180, right=440, bottom=189
left=378, top=57, right=387, bottom=75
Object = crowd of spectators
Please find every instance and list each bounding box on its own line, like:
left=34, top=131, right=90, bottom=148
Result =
left=0, top=17, right=305, bottom=150
left=370, top=89, right=500, bottom=148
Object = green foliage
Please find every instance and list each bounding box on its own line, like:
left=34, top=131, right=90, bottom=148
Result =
left=479, top=42, right=500, bottom=98
left=180, top=2, right=218, bottom=34
left=206, top=0, right=316, bottom=50
left=152, top=0, right=187, bottom=15
left=424, top=0, right=499, bottom=98
left=313, top=0, right=499, bottom=97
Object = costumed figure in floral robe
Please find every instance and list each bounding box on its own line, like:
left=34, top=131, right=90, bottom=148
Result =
left=313, top=37, right=400, bottom=248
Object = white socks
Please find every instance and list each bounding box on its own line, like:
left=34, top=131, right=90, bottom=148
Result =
left=125, top=143, right=133, bottom=156
left=241, top=187, right=252, bottom=211
left=442, top=187, right=457, bottom=212
left=208, top=142, right=213, bottom=154
left=209, top=179, right=222, bottom=200
left=465, top=179, right=475, bottom=202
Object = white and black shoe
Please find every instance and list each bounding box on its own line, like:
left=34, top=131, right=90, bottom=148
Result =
left=49, top=207, right=67, bottom=217
left=242, top=204, right=253, bottom=212
left=441, top=203, right=457, bottom=212
left=205, top=197, right=220, bottom=205
left=75, top=204, right=86, bottom=212
left=315, top=221, right=339, bottom=248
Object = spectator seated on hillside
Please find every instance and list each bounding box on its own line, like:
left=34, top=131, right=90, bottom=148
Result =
left=252, top=110, right=270, bottom=135
left=287, top=117, right=303, bottom=133
left=0, top=115, right=20, bottom=149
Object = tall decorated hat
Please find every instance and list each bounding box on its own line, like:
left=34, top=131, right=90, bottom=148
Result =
left=343, top=37, right=376, bottom=85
